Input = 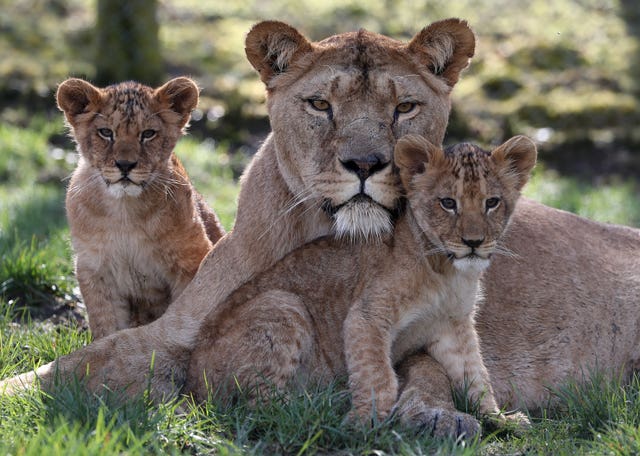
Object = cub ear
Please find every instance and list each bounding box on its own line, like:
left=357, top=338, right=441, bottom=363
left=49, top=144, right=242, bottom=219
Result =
left=491, top=135, right=538, bottom=190
left=154, top=77, right=200, bottom=126
left=245, top=20, right=313, bottom=85
left=408, top=18, right=475, bottom=88
left=56, top=78, right=103, bottom=121
left=394, top=135, right=444, bottom=189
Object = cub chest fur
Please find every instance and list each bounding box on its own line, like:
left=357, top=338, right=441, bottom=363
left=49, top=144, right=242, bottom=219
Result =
left=390, top=261, right=482, bottom=364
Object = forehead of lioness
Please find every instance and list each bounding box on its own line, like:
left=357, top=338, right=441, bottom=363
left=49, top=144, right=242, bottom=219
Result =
left=268, top=29, right=451, bottom=138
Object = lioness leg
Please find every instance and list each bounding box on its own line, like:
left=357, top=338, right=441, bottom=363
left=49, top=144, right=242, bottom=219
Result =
left=186, top=290, right=316, bottom=402
left=394, top=352, right=481, bottom=439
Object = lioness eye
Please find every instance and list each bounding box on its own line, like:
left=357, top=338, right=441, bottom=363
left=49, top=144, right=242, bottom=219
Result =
left=395, top=102, right=416, bottom=115
left=486, top=197, right=501, bottom=211
left=141, top=129, right=156, bottom=141
left=440, top=198, right=457, bottom=212
left=309, top=99, right=331, bottom=111
left=97, top=128, right=113, bottom=140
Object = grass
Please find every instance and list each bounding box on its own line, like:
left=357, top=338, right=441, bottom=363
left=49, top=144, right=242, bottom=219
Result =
left=1, top=118, right=640, bottom=455
left=1, top=0, right=640, bottom=453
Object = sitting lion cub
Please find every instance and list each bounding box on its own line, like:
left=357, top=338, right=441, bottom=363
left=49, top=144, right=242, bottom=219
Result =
left=186, top=134, right=536, bottom=424
left=58, top=77, right=225, bottom=339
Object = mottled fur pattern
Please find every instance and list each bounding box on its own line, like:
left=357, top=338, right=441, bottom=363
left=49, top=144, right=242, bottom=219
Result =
left=0, top=18, right=476, bottom=400
left=186, top=136, right=536, bottom=426
left=4, top=20, right=640, bottom=441
left=58, top=77, right=224, bottom=339
left=0, top=21, right=476, bottom=420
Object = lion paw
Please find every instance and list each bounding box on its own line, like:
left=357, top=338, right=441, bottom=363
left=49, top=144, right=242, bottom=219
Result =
left=392, top=395, right=480, bottom=439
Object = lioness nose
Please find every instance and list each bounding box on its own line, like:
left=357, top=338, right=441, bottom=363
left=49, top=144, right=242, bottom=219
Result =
left=115, top=160, right=137, bottom=174
left=462, top=237, right=484, bottom=248
left=340, top=155, right=389, bottom=181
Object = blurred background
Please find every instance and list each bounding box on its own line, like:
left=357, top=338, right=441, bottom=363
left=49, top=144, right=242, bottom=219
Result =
left=1, top=0, right=639, bottom=315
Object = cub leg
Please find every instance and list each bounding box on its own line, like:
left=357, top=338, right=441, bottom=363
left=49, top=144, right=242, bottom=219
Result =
left=76, top=268, right=129, bottom=340
left=343, top=308, right=397, bottom=421
left=186, top=290, right=314, bottom=403
left=394, top=352, right=481, bottom=439
left=426, top=317, right=499, bottom=417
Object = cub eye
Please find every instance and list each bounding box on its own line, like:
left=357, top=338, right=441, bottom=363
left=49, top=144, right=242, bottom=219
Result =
left=485, top=197, right=501, bottom=211
left=308, top=99, right=331, bottom=111
left=439, top=198, right=457, bottom=212
left=97, top=128, right=113, bottom=140
left=141, top=129, right=156, bottom=141
left=395, top=102, right=416, bottom=115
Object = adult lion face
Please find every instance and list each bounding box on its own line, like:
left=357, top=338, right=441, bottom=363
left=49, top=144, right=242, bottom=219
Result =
left=245, top=19, right=475, bottom=240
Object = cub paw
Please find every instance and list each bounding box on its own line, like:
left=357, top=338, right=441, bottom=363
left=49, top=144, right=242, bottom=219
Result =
left=392, top=394, right=480, bottom=440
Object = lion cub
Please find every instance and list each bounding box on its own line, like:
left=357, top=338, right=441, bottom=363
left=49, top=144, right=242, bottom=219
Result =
left=187, top=134, right=536, bottom=424
left=58, top=77, right=225, bottom=339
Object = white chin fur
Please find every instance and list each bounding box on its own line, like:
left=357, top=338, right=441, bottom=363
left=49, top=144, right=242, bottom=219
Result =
left=107, top=183, right=143, bottom=198
left=453, top=256, right=491, bottom=273
left=333, top=199, right=393, bottom=241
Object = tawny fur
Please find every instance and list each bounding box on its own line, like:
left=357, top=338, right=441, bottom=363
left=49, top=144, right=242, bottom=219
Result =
left=4, top=20, right=640, bottom=440
left=186, top=135, right=537, bottom=428
left=59, top=77, right=224, bottom=339
left=0, top=19, right=475, bottom=409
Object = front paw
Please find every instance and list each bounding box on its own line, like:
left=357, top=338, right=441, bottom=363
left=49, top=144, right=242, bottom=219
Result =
left=393, top=391, right=480, bottom=439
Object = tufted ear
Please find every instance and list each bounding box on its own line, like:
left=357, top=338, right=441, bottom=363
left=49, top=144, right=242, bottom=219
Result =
left=56, top=78, right=103, bottom=123
left=394, top=135, right=444, bottom=190
left=154, top=77, right=200, bottom=127
left=407, top=18, right=475, bottom=88
left=491, top=135, right=538, bottom=191
left=245, top=20, right=313, bottom=85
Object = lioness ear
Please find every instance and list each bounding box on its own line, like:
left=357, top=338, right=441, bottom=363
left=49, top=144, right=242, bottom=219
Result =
left=408, top=18, right=475, bottom=87
left=245, top=21, right=313, bottom=85
left=56, top=78, right=103, bottom=122
left=154, top=77, right=200, bottom=126
left=492, top=135, right=538, bottom=190
left=395, top=135, right=443, bottom=189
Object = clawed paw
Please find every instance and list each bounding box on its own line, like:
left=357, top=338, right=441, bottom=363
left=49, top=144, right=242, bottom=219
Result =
left=392, top=394, right=481, bottom=440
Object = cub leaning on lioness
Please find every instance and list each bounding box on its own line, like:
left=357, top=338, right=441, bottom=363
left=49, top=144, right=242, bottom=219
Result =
left=58, top=77, right=225, bottom=339
left=5, top=19, right=640, bottom=440
left=0, top=19, right=477, bottom=431
left=186, top=135, right=536, bottom=428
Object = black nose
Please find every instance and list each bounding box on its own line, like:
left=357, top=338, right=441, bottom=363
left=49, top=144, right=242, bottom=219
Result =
left=340, top=155, right=389, bottom=181
left=462, top=237, right=484, bottom=248
left=115, top=160, right=137, bottom=174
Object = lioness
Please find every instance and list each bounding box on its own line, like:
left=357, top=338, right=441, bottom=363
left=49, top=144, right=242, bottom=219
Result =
left=186, top=134, right=536, bottom=428
left=59, top=77, right=225, bottom=339
left=5, top=19, right=640, bottom=439
left=1, top=18, right=476, bottom=421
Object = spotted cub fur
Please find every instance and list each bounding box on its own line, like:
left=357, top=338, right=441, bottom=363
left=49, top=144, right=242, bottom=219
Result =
left=58, top=77, right=224, bottom=339
left=186, top=134, right=536, bottom=426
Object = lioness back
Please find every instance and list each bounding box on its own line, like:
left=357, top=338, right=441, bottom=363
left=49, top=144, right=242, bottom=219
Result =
left=58, top=77, right=225, bottom=339
left=186, top=135, right=536, bottom=427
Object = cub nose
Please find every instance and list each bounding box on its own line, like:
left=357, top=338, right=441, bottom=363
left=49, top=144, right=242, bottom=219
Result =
left=340, top=154, right=389, bottom=181
left=462, top=237, right=484, bottom=249
left=115, top=160, right=137, bottom=174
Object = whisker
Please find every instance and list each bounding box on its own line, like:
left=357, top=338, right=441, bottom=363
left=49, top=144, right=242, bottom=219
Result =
left=494, top=244, right=521, bottom=260
left=256, top=186, right=317, bottom=241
